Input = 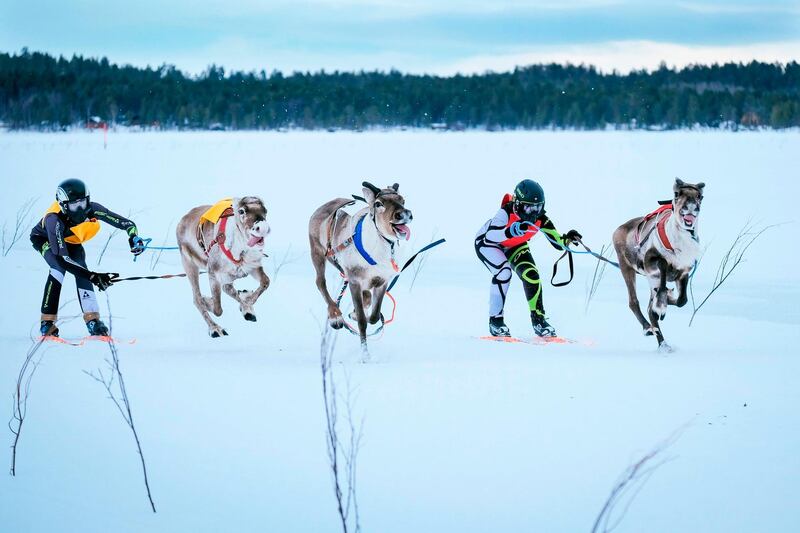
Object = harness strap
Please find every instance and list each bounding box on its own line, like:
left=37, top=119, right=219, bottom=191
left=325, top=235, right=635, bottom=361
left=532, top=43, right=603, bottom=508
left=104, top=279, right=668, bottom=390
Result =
left=204, top=213, right=242, bottom=265
left=550, top=249, right=574, bottom=287
left=353, top=215, right=378, bottom=266
left=656, top=210, right=675, bottom=252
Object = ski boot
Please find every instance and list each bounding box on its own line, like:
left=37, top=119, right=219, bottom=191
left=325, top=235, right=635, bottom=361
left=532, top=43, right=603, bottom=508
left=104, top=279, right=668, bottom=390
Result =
left=489, top=316, right=511, bottom=337
left=86, top=318, right=109, bottom=337
left=40, top=320, right=59, bottom=337
left=532, top=313, right=556, bottom=337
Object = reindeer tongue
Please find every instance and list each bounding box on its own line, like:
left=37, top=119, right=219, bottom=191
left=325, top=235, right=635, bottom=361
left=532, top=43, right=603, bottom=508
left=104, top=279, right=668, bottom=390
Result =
left=247, top=235, right=262, bottom=247
left=394, top=224, right=411, bottom=241
left=683, top=214, right=696, bottom=226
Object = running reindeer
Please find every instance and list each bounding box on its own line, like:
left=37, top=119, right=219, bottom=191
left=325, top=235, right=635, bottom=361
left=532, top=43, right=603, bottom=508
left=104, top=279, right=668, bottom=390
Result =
left=309, top=182, right=413, bottom=359
left=613, top=179, right=705, bottom=351
left=177, top=197, right=271, bottom=337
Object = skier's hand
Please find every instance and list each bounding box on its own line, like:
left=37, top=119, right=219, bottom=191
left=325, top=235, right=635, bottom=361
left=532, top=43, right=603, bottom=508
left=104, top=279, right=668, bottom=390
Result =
left=89, top=272, right=114, bottom=291
left=562, top=229, right=583, bottom=245
left=129, top=235, right=146, bottom=256
left=509, top=221, right=534, bottom=237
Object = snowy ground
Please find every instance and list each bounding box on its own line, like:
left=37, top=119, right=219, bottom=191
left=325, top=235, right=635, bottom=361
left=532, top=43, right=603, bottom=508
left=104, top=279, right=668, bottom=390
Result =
left=0, top=130, right=798, bottom=532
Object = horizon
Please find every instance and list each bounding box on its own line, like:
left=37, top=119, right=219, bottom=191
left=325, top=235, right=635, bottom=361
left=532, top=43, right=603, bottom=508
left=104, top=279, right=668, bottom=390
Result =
left=2, top=1, right=798, bottom=76
left=5, top=47, right=798, bottom=79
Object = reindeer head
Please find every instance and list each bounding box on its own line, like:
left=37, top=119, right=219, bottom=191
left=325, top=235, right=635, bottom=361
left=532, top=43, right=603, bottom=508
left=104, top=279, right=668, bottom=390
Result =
left=672, top=178, right=705, bottom=232
left=234, top=196, right=270, bottom=248
left=362, top=181, right=413, bottom=242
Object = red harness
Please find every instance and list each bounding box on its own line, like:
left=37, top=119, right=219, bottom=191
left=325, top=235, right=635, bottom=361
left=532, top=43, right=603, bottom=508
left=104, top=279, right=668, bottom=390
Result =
left=638, top=204, right=674, bottom=252
left=203, top=209, right=243, bottom=265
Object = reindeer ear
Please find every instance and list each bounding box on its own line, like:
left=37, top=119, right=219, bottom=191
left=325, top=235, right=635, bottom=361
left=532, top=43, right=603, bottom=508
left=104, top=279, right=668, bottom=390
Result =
left=391, top=183, right=399, bottom=192
left=696, top=182, right=706, bottom=190
left=362, top=185, right=376, bottom=204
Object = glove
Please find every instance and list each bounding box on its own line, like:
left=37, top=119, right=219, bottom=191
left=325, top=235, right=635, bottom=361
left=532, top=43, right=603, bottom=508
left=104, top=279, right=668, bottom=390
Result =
left=508, top=221, right=534, bottom=238
left=89, top=272, right=114, bottom=291
left=562, top=229, right=583, bottom=245
left=129, top=235, right=146, bottom=256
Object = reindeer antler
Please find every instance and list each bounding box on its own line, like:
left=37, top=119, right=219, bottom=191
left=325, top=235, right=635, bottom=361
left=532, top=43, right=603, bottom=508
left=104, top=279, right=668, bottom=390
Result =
left=362, top=181, right=381, bottom=194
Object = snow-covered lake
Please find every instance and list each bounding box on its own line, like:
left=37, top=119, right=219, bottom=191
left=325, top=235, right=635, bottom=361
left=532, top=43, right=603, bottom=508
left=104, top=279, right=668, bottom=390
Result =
left=0, top=130, right=798, bottom=532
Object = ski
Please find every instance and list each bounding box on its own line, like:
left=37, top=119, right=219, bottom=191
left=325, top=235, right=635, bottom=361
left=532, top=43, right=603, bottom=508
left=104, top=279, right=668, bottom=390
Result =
left=40, top=335, right=137, bottom=346
left=476, top=335, right=582, bottom=346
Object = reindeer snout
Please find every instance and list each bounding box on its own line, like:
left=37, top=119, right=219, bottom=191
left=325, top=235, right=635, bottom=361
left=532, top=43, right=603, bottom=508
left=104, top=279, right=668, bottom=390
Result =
left=253, top=220, right=270, bottom=236
left=395, top=209, right=413, bottom=224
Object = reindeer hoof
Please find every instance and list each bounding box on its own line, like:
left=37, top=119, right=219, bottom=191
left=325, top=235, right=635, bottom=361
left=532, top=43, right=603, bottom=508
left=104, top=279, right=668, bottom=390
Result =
left=329, top=316, right=345, bottom=329
left=244, top=313, right=257, bottom=322
left=360, top=344, right=371, bottom=363
left=210, top=328, right=228, bottom=338
left=658, top=342, right=675, bottom=354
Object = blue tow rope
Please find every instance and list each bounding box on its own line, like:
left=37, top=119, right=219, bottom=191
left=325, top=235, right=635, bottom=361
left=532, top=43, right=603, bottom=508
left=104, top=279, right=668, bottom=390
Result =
left=133, top=237, right=180, bottom=262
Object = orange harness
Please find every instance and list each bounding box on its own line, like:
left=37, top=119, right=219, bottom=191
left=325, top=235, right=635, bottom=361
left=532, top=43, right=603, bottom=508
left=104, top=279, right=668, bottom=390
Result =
left=637, top=204, right=674, bottom=252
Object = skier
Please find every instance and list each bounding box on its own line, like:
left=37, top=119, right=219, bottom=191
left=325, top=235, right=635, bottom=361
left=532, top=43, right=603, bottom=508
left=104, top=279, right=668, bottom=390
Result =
left=29, top=178, right=145, bottom=337
left=475, top=179, right=581, bottom=338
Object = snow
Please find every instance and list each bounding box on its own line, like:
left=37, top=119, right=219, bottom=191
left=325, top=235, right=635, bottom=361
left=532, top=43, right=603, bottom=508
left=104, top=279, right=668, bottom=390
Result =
left=0, top=129, right=798, bottom=532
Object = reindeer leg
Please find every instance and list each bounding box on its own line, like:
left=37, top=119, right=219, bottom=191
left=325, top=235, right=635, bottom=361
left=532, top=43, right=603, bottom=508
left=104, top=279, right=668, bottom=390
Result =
left=310, top=237, right=343, bottom=329
left=368, top=283, right=388, bottom=325
left=181, top=248, right=227, bottom=338
left=351, top=290, right=372, bottom=321
left=670, top=274, right=689, bottom=307
left=648, top=260, right=670, bottom=350
left=620, top=261, right=651, bottom=334
left=348, top=279, right=370, bottom=361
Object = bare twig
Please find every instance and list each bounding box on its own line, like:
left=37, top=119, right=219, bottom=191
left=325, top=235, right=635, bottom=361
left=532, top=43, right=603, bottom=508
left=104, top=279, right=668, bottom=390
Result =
left=688, top=221, right=782, bottom=326
left=97, top=209, right=140, bottom=266
left=8, top=335, right=48, bottom=475
left=584, top=243, right=612, bottom=314
left=10, top=301, right=79, bottom=475
left=591, top=425, right=688, bottom=533
left=2, top=197, right=37, bottom=257
left=149, top=220, right=174, bottom=271
left=408, top=228, right=439, bottom=293
left=270, top=244, right=303, bottom=283
left=84, top=294, right=156, bottom=512
left=320, top=328, right=364, bottom=533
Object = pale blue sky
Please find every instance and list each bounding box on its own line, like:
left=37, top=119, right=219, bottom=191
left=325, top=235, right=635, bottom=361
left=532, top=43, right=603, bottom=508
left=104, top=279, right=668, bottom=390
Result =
left=2, top=0, right=798, bottom=74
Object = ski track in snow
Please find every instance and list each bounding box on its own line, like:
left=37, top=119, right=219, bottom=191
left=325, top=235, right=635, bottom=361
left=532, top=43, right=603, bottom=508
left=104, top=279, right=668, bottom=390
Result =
left=0, top=130, right=798, bottom=532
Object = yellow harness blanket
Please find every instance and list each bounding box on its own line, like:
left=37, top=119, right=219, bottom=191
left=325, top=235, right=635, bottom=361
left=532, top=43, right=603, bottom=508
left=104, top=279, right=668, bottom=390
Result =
left=200, top=198, right=234, bottom=225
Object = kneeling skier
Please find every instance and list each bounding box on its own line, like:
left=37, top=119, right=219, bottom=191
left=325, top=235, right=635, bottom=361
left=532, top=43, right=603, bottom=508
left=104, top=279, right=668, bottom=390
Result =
left=29, top=178, right=145, bottom=337
left=475, top=179, right=581, bottom=338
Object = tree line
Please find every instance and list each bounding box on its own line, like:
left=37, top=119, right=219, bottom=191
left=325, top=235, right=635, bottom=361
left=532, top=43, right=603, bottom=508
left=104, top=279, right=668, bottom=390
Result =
left=1, top=49, right=798, bottom=131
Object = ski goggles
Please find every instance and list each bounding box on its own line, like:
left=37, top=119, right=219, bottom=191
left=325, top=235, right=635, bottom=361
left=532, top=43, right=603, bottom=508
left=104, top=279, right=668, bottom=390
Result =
left=64, top=197, right=89, bottom=212
left=515, top=200, right=543, bottom=216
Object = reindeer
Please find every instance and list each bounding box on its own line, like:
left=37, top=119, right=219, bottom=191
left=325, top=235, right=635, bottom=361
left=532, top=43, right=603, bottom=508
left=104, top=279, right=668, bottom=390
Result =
left=613, top=179, right=705, bottom=351
left=176, top=197, right=271, bottom=337
left=309, top=182, right=413, bottom=359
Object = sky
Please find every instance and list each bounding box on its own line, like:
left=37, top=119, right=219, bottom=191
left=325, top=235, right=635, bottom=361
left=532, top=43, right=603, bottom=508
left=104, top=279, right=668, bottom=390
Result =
left=1, top=0, right=799, bottom=75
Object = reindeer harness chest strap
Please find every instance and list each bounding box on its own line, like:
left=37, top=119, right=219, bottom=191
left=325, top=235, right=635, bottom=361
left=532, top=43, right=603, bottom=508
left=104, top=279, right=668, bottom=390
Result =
left=326, top=210, right=398, bottom=271
left=636, top=204, right=675, bottom=252
left=198, top=207, right=242, bottom=265
left=655, top=210, right=675, bottom=252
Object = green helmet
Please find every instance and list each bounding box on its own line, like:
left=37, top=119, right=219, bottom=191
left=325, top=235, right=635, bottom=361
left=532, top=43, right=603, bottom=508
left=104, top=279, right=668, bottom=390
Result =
left=513, top=179, right=545, bottom=222
left=56, top=178, right=91, bottom=223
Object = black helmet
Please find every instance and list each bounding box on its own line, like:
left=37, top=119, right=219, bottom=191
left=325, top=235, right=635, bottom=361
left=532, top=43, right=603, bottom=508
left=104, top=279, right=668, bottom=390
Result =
left=513, top=179, right=545, bottom=222
left=56, top=178, right=91, bottom=223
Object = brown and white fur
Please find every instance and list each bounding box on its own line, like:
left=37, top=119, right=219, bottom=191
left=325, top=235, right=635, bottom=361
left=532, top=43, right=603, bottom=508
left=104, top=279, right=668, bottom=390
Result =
left=176, top=196, right=271, bottom=337
left=613, top=179, right=705, bottom=351
left=309, top=182, right=412, bottom=360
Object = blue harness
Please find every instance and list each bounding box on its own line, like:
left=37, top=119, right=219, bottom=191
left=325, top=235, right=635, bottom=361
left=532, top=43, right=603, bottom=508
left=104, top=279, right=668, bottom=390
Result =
left=353, top=214, right=378, bottom=266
